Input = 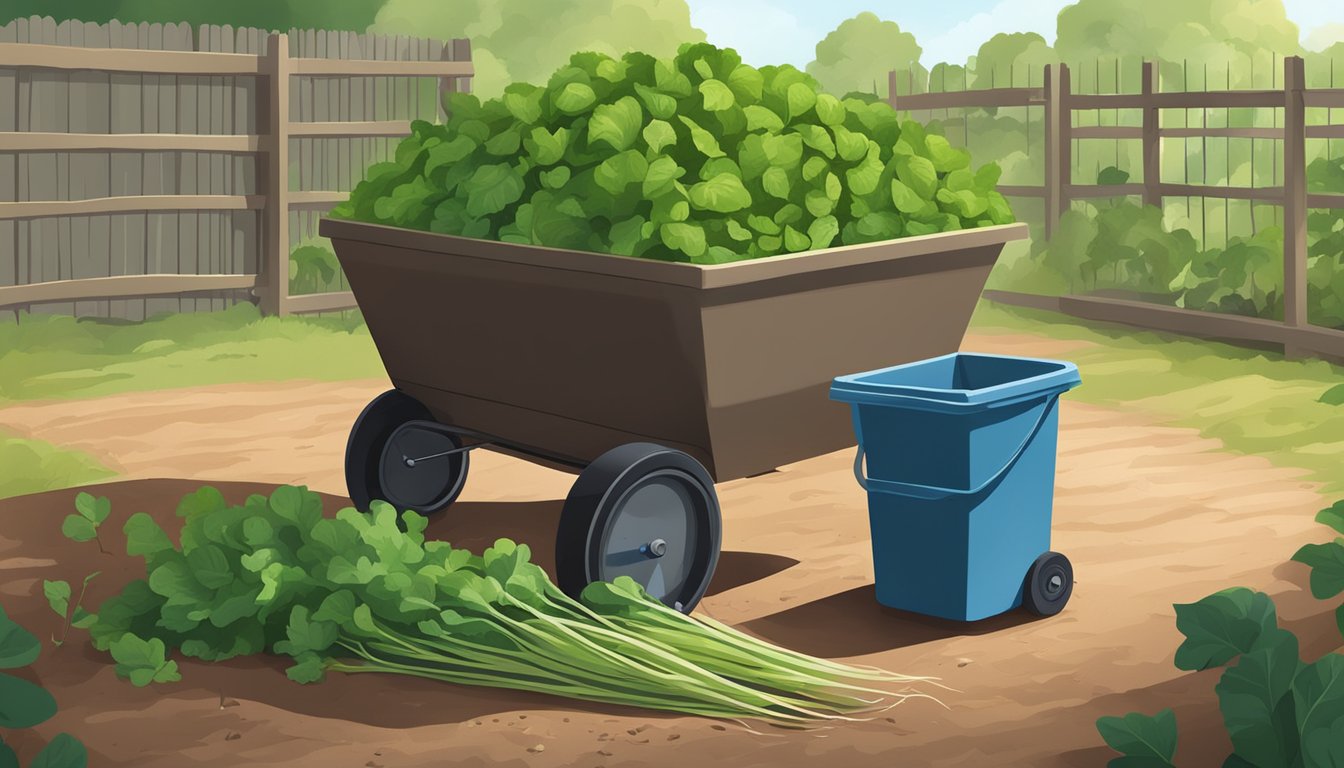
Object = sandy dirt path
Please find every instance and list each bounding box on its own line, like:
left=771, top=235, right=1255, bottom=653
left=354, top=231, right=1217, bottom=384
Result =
left=0, top=332, right=1337, bottom=767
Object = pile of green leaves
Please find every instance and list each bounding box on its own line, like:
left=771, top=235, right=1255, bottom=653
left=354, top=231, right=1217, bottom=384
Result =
left=87, top=486, right=927, bottom=723
left=0, top=605, right=88, bottom=767
left=330, top=43, right=1014, bottom=264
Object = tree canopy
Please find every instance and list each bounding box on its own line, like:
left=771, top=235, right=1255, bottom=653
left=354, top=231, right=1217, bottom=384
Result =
left=805, top=12, right=925, bottom=98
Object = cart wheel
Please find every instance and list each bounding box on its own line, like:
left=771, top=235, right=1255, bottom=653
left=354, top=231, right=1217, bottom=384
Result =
left=1023, top=551, right=1073, bottom=616
left=344, top=389, right=469, bottom=515
left=556, top=443, right=721, bottom=613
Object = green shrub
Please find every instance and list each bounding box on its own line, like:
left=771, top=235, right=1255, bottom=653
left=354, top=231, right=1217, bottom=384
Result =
left=332, top=43, right=1013, bottom=263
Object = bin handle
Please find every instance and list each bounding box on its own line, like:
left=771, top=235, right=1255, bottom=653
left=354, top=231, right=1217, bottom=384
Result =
left=853, top=394, right=1060, bottom=500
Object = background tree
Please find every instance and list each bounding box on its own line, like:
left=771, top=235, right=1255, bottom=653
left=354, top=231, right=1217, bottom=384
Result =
left=806, top=12, right=926, bottom=99
left=970, top=32, right=1060, bottom=89
left=372, top=0, right=705, bottom=96
left=1, top=0, right=387, bottom=31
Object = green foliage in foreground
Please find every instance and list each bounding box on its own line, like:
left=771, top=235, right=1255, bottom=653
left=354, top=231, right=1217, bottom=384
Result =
left=1098, top=566, right=1344, bottom=766
left=0, top=606, right=88, bottom=767
left=1292, top=500, right=1344, bottom=644
left=333, top=42, right=1012, bottom=264
left=0, top=433, right=113, bottom=502
left=85, top=486, right=926, bottom=723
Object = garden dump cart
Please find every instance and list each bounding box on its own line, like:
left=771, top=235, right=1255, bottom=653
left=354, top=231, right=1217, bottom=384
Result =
left=320, top=217, right=1028, bottom=612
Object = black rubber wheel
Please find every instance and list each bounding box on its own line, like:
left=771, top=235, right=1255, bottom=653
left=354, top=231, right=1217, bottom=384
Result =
left=1023, top=551, right=1073, bottom=616
left=556, top=443, right=722, bottom=613
left=344, top=389, right=469, bottom=515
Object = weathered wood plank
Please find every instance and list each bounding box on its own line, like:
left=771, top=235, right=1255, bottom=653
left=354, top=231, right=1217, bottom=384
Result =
left=0, top=273, right=259, bottom=307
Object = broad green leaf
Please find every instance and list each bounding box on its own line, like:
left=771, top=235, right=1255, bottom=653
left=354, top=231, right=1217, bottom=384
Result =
left=1292, top=542, right=1344, bottom=599
left=70, top=608, right=97, bottom=630
left=1319, top=384, right=1344, bottom=406
left=945, top=168, right=975, bottom=192
left=925, top=135, right=970, bottom=172
left=642, top=120, right=677, bottom=154
left=502, top=84, right=543, bottom=124
left=0, top=671, right=58, bottom=728
left=677, top=116, right=726, bottom=158
left=747, top=214, right=780, bottom=235
left=699, top=79, right=734, bottom=111
left=856, top=212, right=903, bottom=240
left=743, top=105, right=784, bottom=133
left=1095, top=709, right=1178, bottom=766
left=783, top=225, right=810, bottom=253
left=75, top=492, right=110, bottom=524
left=891, top=179, right=925, bottom=214
left=802, top=156, right=828, bottom=182
left=31, top=733, right=88, bottom=768
left=464, top=164, right=526, bottom=218
left=483, top=129, right=521, bottom=156
left=805, top=189, right=834, bottom=217
left=633, top=83, right=676, bottom=120
left=773, top=203, right=803, bottom=226
left=1293, top=653, right=1344, bottom=768
left=1215, top=638, right=1303, bottom=768
left=61, top=515, right=97, bottom=543
left=186, top=545, right=234, bottom=590
left=109, top=634, right=180, bottom=687
left=895, top=154, right=938, bottom=200
left=846, top=143, right=884, bottom=196
left=176, top=486, right=226, bottom=519
left=692, top=57, right=713, bottom=79
left=594, top=150, right=649, bottom=195
left=44, top=580, right=71, bottom=619
left=660, top=222, right=707, bottom=259
left=824, top=172, right=842, bottom=201
left=310, top=591, right=354, bottom=628
left=540, top=165, right=571, bottom=190
left=0, top=606, right=40, bottom=669
left=589, top=96, right=643, bottom=152
left=643, top=156, right=684, bottom=198
left=760, top=133, right=803, bottom=169
left=793, top=125, right=836, bottom=159
left=786, top=82, right=816, bottom=121
left=1098, top=165, right=1131, bottom=186
left=689, top=174, right=752, bottom=213
left=286, top=652, right=327, bottom=684
left=124, top=513, right=173, bottom=558
left=553, top=82, right=597, bottom=114
left=276, top=606, right=338, bottom=655
left=523, top=126, right=570, bottom=166
left=1174, top=589, right=1297, bottom=672
left=808, top=215, right=839, bottom=250
left=833, top=127, right=870, bottom=163
left=608, top=215, right=646, bottom=256
left=1316, top=502, right=1344, bottom=535
left=762, top=167, right=791, bottom=200
left=815, top=93, right=845, bottom=126
left=726, top=65, right=763, bottom=103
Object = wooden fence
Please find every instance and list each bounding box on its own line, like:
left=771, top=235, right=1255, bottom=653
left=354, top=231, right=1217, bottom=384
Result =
left=889, top=58, right=1344, bottom=359
left=0, top=16, right=471, bottom=321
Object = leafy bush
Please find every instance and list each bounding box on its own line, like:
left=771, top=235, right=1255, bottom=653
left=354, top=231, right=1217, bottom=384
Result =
left=331, top=43, right=1013, bottom=263
left=288, top=245, right=344, bottom=296
left=0, top=605, right=88, bottom=767
left=1292, top=500, right=1344, bottom=642
left=87, top=485, right=928, bottom=722
left=1097, top=588, right=1343, bottom=767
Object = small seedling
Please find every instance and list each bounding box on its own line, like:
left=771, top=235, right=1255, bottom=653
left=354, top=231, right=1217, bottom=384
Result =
left=43, top=572, right=100, bottom=648
left=0, top=604, right=89, bottom=767
left=62, top=492, right=111, bottom=554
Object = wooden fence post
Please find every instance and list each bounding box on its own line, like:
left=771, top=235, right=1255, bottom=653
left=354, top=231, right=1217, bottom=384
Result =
left=439, top=37, right=472, bottom=120
left=1283, top=55, right=1307, bottom=355
left=260, top=32, right=290, bottom=317
left=887, top=69, right=898, bottom=107
left=1043, top=63, right=1072, bottom=239
left=1141, top=61, right=1162, bottom=208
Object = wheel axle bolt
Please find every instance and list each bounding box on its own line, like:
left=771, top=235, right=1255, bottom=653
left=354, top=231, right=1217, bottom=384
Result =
left=640, top=538, right=668, bottom=559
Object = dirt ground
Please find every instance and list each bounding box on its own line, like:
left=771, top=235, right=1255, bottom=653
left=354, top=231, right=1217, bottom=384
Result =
left=0, top=332, right=1338, bottom=768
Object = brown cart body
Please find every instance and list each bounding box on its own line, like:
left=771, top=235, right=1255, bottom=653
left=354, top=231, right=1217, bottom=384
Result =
left=319, top=219, right=1028, bottom=482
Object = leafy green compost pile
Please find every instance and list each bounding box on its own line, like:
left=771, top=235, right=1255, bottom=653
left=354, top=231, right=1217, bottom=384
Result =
left=88, top=486, right=929, bottom=724
left=330, top=43, right=1012, bottom=263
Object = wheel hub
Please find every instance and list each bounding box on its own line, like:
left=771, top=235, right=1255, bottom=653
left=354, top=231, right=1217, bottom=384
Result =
left=641, top=538, right=668, bottom=558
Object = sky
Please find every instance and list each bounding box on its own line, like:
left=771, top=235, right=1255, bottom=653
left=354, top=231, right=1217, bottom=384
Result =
left=684, top=0, right=1344, bottom=70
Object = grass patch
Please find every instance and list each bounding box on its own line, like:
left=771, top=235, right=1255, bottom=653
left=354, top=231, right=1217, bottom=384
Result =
left=0, top=430, right=115, bottom=500
left=971, top=301, right=1344, bottom=492
left=0, top=303, right=384, bottom=405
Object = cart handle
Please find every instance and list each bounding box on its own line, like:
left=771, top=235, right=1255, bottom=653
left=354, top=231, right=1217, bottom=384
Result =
left=853, top=394, right=1060, bottom=500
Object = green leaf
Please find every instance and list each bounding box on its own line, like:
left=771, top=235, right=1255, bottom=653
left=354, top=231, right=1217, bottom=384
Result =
left=74, top=492, right=110, bottom=524
left=124, top=513, right=173, bottom=558
left=891, top=179, right=925, bottom=214
left=286, top=652, right=327, bottom=684
left=176, top=486, right=226, bottom=518
left=642, top=156, right=685, bottom=198
left=747, top=214, right=781, bottom=235
left=186, top=545, right=234, bottom=590
left=61, top=515, right=97, bottom=543
left=895, top=154, right=938, bottom=200
left=70, top=608, right=97, bottom=630
left=760, top=133, right=803, bottom=169
left=1215, top=637, right=1302, bottom=768
left=0, top=671, right=58, bottom=728
left=699, top=79, right=734, bottom=111
left=633, top=83, right=676, bottom=120
left=846, top=143, right=884, bottom=196
left=832, top=126, right=869, bottom=162
left=1293, top=654, right=1344, bottom=768
left=589, top=96, right=643, bottom=152
left=608, top=215, right=646, bottom=256
left=925, top=135, right=970, bottom=172
left=1318, top=384, right=1344, bottom=406
left=726, top=64, right=763, bottom=103
left=677, top=116, right=726, bottom=158
left=483, top=129, right=520, bottom=157
left=44, top=580, right=72, bottom=620
left=1292, top=541, right=1344, bottom=599
left=109, top=634, right=180, bottom=687
left=660, top=222, right=707, bottom=259
left=1098, top=165, right=1132, bottom=186
left=802, top=156, right=828, bottom=182
left=539, top=166, right=571, bottom=190
left=0, top=606, right=41, bottom=669
left=594, top=150, right=649, bottom=195
left=726, top=220, right=753, bottom=242
left=642, top=120, right=677, bottom=154
left=786, top=82, right=816, bottom=121
left=688, top=174, right=753, bottom=213
left=743, top=105, right=784, bottom=133
left=783, top=225, right=810, bottom=253
left=793, top=125, right=835, bottom=159
left=1174, top=589, right=1297, bottom=672
left=553, top=82, right=597, bottom=114
left=31, top=733, right=88, bottom=768
left=463, top=164, right=526, bottom=218
left=814, top=93, right=845, bottom=126
left=808, top=215, right=839, bottom=250
left=523, top=126, right=570, bottom=166
left=805, top=189, right=834, bottom=217
left=275, top=606, right=338, bottom=656
left=762, top=167, right=791, bottom=200
left=1095, top=709, right=1178, bottom=765
left=1316, top=502, right=1344, bottom=535
left=0, top=743, right=16, bottom=768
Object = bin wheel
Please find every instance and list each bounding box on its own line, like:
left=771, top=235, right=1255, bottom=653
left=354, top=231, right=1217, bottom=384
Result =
left=344, top=389, right=469, bottom=515
left=556, top=443, right=721, bottom=613
left=1023, top=551, right=1073, bottom=616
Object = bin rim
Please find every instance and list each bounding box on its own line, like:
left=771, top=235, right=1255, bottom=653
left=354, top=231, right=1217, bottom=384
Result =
left=829, top=352, right=1081, bottom=411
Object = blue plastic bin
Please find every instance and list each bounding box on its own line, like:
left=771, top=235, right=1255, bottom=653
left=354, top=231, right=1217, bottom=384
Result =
left=830, top=353, right=1081, bottom=621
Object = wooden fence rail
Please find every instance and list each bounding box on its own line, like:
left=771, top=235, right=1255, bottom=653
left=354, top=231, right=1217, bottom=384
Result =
left=890, top=56, right=1344, bottom=360
left=0, top=17, right=471, bottom=320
